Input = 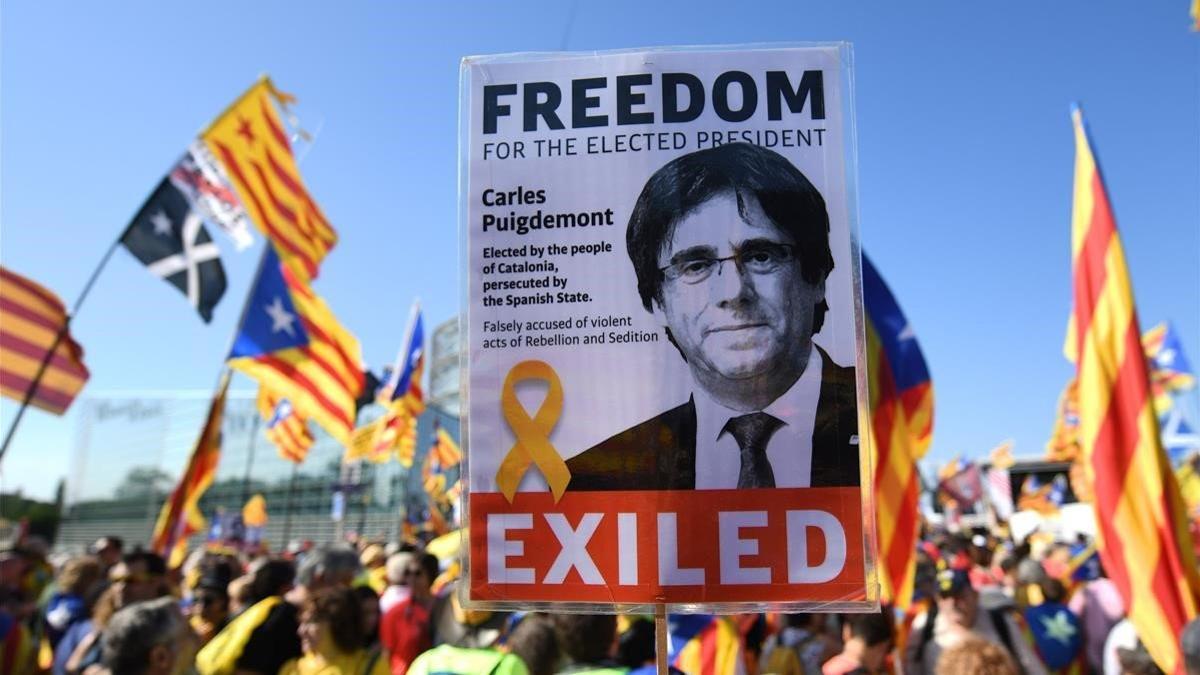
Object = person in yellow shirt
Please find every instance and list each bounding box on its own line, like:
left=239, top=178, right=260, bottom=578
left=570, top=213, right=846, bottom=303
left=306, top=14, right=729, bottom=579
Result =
left=280, top=587, right=389, bottom=675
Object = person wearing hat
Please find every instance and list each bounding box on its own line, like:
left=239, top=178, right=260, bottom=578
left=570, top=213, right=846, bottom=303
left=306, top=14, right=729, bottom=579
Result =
left=904, top=568, right=1047, bottom=675
left=359, top=545, right=388, bottom=595
left=189, top=563, right=234, bottom=646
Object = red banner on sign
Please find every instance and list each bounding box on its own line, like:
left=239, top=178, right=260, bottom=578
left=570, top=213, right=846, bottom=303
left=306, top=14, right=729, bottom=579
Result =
left=470, top=487, right=866, bottom=604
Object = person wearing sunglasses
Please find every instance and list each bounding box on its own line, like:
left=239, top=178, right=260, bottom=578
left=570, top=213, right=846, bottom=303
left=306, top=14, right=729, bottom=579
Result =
left=380, top=553, right=439, bottom=675
left=568, top=142, right=859, bottom=492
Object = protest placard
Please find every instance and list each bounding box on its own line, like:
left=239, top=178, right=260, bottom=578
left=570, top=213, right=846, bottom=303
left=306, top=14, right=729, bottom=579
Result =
left=461, top=44, right=875, bottom=610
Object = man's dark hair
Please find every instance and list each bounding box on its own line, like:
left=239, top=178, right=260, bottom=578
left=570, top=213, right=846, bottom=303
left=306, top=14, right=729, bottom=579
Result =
left=844, top=610, right=894, bottom=647
left=417, top=552, right=440, bottom=583
left=626, top=143, right=834, bottom=332
left=124, top=550, right=167, bottom=577
left=551, top=613, right=617, bottom=665
left=507, top=614, right=560, bottom=675
left=248, top=558, right=296, bottom=603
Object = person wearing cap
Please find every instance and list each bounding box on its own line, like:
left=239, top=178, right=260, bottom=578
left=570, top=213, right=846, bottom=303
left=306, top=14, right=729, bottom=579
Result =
left=904, top=568, right=1047, bottom=675
left=380, top=553, right=414, bottom=615
left=359, top=545, right=388, bottom=595
left=189, top=563, right=234, bottom=646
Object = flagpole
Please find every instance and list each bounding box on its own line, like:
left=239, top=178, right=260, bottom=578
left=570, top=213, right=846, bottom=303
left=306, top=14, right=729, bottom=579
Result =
left=0, top=236, right=124, bottom=467
left=242, top=413, right=262, bottom=504
left=282, top=461, right=299, bottom=546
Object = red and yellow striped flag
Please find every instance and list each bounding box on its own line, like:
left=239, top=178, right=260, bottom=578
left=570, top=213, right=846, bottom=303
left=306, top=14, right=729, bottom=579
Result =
left=202, top=78, right=336, bottom=280
left=863, top=254, right=934, bottom=611
left=1066, top=106, right=1200, bottom=674
left=152, top=374, right=229, bottom=568
left=0, top=267, right=89, bottom=415
left=256, top=385, right=314, bottom=463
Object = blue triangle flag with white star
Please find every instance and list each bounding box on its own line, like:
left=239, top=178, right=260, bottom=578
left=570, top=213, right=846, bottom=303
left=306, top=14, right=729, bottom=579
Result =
left=228, top=247, right=309, bottom=358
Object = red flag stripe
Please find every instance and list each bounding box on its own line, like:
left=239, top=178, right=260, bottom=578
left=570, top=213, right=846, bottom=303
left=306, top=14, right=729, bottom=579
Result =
left=256, top=355, right=354, bottom=430
left=0, top=296, right=66, bottom=333
left=264, top=148, right=336, bottom=245
left=0, top=330, right=87, bottom=375
left=1071, top=171, right=1118, bottom=359
left=0, top=371, right=78, bottom=410
left=261, top=96, right=292, bottom=152
left=248, top=160, right=303, bottom=233
left=213, top=141, right=319, bottom=279
left=0, top=268, right=66, bottom=313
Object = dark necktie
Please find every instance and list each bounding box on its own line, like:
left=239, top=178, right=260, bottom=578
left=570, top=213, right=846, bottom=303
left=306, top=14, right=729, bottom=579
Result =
left=723, top=412, right=784, bottom=488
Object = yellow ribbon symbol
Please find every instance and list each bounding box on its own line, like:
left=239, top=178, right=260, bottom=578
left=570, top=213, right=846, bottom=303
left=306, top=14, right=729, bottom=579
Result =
left=495, top=360, right=571, bottom=503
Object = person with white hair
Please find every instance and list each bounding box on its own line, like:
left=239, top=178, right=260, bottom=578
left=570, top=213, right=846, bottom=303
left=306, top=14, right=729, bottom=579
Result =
left=101, top=597, right=195, bottom=675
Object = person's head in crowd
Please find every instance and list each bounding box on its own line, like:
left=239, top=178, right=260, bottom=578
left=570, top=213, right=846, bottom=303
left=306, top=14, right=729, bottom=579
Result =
left=1118, top=643, right=1166, bottom=675
left=1181, top=616, right=1200, bottom=675
left=616, top=617, right=655, bottom=669
left=401, top=553, right=439, bottom=603
left=0, top=546, right=27, bottom=592
left=351, top=584, right=381, bottom=648
left=835, top=610, right=894, bottom=673
left=359, top=544, right=386, bottom=571
left=102, top=597, right=194, bottom=675
left=935, top=637, right=1018, bottom=675
left=92, top=536, right=125, bottom=570
left=1039, top=577, right=1067, bottom=604
left=551, top=613, right=617, bottom=666
left=193, top=564, right=233, bottom=629
left=247, top=558, right=296, bottom=604
left=507, top=613, right=560, bottom=675
left=111, top=551, right=169, bottom=610
left=385, top=552, right=415, bottom=588
left=935, top=568, right=979, bottom=628
left=57, top=555, right=103, bottom=600
left=226, top=574, right=254, bottom=615
left=297, top=587, right=366, bottom=657
left=297, top=546, right=362, bottom=592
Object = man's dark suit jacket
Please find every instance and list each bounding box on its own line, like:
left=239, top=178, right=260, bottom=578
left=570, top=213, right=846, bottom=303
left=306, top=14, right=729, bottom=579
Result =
left=565, top=347, right=860, bottom=490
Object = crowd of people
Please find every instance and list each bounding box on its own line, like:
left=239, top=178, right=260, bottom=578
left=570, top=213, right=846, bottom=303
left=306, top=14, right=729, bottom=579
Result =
left=0, top=527, right=1198, bottom=675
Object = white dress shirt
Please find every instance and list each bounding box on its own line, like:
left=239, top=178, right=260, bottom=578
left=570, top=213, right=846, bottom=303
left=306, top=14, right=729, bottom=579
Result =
left=692, top=348, right=823, bottom=489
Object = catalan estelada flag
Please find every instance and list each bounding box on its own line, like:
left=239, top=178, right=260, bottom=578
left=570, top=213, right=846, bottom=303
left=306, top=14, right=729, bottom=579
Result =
left=862, top=254, right=934, bottom=610
left=202, top=77, right=335, bottom=280
left=229, top=247, right=363, bottom=446
left=1066, top=105, right=1200, bottom=674
left=367, top=301, right=425, bottom=466
left=256, top=385, right=313, bottom=464
left=152, top=373, right=228, bottom=568
left=669, top=614, right=745, bottom=675
left=0, top=268, right=90, bottom=415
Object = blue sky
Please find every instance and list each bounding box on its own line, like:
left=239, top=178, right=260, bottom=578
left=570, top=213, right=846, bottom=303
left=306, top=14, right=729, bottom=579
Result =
left=2, top=2, right=1197, bottom=500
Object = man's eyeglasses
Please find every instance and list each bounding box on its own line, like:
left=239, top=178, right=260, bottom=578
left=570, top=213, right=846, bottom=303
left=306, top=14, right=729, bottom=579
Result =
left=659, top=242, right=796, bottom=285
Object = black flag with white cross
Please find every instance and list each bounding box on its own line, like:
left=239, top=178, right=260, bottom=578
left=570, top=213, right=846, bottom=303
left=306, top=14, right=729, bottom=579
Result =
left=122, top=171, right=227, bottom=322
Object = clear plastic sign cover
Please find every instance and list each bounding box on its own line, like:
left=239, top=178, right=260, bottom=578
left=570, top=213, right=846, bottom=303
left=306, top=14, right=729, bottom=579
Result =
left=459, top=44, right=877, bottom=613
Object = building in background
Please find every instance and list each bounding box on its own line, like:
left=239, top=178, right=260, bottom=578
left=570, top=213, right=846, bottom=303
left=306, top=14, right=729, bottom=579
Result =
left=57, top=319, right=464, bottom=551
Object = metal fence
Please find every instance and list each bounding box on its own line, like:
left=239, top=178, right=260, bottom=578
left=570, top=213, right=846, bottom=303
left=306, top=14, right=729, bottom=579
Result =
left=57, top=388, right=459, bottom=552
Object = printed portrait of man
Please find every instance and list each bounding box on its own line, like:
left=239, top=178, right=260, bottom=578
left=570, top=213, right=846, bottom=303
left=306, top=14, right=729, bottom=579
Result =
left=566, top=143, right=860, bottom=490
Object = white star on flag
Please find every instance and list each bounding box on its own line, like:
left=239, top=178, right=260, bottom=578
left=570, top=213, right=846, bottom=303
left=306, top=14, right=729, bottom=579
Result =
left=265, top=296, right=297, bottom=337
left=1040, top=610, right=1077, bottom=644
left=145, top=212, right=220, bottom=310
left=150, top=210, right=173, bottom=236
